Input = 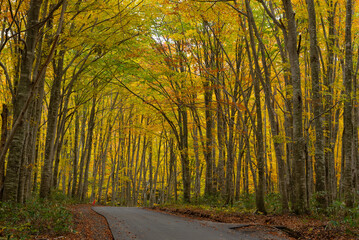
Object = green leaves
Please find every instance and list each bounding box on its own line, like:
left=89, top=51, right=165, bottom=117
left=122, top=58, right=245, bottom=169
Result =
left=0, top=196, right=73, bottom=239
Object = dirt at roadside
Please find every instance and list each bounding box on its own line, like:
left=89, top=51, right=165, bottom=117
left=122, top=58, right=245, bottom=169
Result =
left=149, top=206, right=359, bottom=240
left=34, top=204, right=113, bottom=240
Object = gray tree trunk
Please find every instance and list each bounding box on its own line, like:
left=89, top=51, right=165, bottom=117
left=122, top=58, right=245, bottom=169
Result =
left=245, top=1, right=289, bottom=212
left=215, top=89, right=226, bottom=195
left=0, top=104, right=8, bottom=198
left=76, top=108, right=88, bottom=198
left=81, top=89, right=97, bottom=200
left=40, top=50, right=64, bottom=198
left=306, top=0, right=327, bottom=209
left=71, top=109, right=80, bottom=197
left=193, top=126, right=201, bottom=200
left=281, top=0, right=308, bottom=213
left=323, top=1, right=338, bottom=204
left=342, top=0, right=354, bottom=208
left=3, top=0, right=43, bottom=202
left=245, top=11, right=266, bottom=213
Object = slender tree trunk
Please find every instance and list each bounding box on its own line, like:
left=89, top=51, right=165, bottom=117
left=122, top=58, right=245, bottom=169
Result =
left=235, top=144, right=243, bottom=201
left=204, top=76, right=214, bottom=196
left=273, top=28, right=293, bottom=209
left=40, top=50, right=64, bottom=198
left=98, top=121, right=113, bottom=203
left=168, top=139, right=175, bottom=201
left=343, top=0, right=354, bottom=207
left=323, top=0, right=337, bottom=204
left=245, top=1, right=289, bottom=212
left=193, top=126, right=201, bottom=200
left=306, top=0, right=327, bottom=209
left=76, top=108, right=87, bottom=198
left=178, top=107, right=191, bottom=202
left=244, top=3, right=266, bottom=213
left=215, top=89, right=225, bottom=195
left=71, top=109, right=80, bottom=197
left=0, top=104, right=8, bottom=198
left=81, top=90, right=97, bottom=200
left=150, top=138, right=162, bottom=206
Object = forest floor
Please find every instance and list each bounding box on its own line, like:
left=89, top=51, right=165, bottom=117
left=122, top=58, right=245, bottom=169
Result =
left=34, top=204, right=113, bottom=240
left=149, top=205, right=359, bottom=240
left=33, top=204, right=359, bottom=240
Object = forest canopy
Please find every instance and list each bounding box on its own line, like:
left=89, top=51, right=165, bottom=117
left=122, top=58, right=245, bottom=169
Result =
left=0, top=0, right=358, bottom=215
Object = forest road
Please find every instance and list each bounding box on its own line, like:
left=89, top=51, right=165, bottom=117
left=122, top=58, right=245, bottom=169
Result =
left=92, top=207, right=288, bottom=240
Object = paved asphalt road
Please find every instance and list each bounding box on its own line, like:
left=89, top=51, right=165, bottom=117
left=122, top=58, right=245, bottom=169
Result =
left=93, top=207, right=288, bottom=240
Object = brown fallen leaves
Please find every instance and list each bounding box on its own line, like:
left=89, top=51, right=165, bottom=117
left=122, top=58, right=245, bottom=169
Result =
left=34, top=203, right=358, bottom=240
left=34, top=204, right=113, bottom=240
left=149, top=206, right=359, bottom=240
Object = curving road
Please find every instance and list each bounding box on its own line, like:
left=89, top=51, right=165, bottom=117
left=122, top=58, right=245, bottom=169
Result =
left=93, top=207, right=288, bottom=240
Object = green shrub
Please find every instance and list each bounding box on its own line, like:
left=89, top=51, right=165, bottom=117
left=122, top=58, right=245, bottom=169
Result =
left=264, top=193, right=282, bottom=213
left=0, top=196, right=73, bottom=239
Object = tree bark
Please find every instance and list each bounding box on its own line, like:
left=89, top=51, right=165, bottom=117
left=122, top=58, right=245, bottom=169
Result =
left=81, top=89, right=97, bottom=200
left=323, top=0, right=337, bottom=204
left=281, top=0, right=308, bottom=213
left=0, top=104, right=8, bottom=198
left=71, top=109, right=80, bottom=197
left=244, top=7, right=266, bottom=213
left=342, top=0, right=354, bottom=208
left=306, top=0, right=327, bottom=209
left=3, top=0, right=43, bottom=202
left=40, top=50, right=64, bottom=198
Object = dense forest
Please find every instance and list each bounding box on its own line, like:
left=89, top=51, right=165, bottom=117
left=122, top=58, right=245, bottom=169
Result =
left=0, top=0, right=358, bottom=217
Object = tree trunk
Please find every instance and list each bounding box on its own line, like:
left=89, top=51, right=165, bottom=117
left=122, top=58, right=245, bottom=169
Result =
left=178, top=107, right=191, bottom=202
left=98, top=121, right=113, bottom=203
left=204, top=77, right=214, bottom=196
left=342, top=0, right=354, bottom=208
left=193, top=126, right=201, bottom=200
left=81, top=90, right=97, bottom=200
left=282, top=0, right=308, bottom=213
left=40, top=50, right=64, bottom=198
left=245, top=1, right=289, bottom=212
left=3, top=0, right=43, bottom=202
left=0, top=104, right=8, bottom=198
left=71, top=109, right=80, bottom=197
left=323, top=0, right=337, bottom=204
left=76, top=108, right=88, bottom=198
left=306, top=0, right=327, bottom=209
left=215, top=89, right=226, bottom=195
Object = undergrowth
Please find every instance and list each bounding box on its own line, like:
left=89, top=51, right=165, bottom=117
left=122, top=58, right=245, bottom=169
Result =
left=161, top=193, right=359, bottom=228
left=162, top=193, right=282, bottom=214
left=0, top=191, right=75, bottom=239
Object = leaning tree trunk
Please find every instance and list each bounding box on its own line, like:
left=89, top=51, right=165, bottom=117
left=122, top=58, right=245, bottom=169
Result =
left=81, top=89, right=97, bottom=201
left=245, top=5, right=266, bottom=213
left=245, top=1, right=289, bottom=212
left=40, top=50, right=64, bottom=198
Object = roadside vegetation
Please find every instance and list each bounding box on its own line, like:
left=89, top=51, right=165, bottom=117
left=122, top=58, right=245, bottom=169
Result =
left=152, top=194, right=359, bottom=239
left=0, top=192, right=74, bottom=239
left=1, top=191, right=358, bottom=239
